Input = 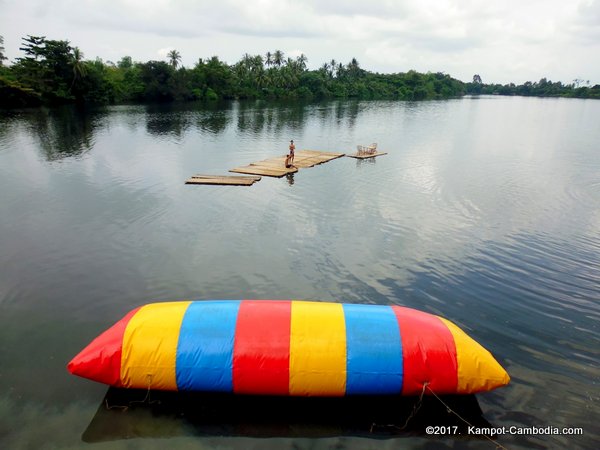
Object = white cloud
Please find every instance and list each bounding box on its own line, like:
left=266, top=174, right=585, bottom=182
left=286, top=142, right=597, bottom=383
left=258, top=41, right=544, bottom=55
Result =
left=0, top=0, right=598, bottom=84
left=157, top=47, right=174, bottom=59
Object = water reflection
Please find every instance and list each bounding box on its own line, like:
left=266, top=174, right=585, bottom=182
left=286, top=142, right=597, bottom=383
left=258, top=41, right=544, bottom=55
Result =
left=195, top=109, right=231, bottom=135
left=355, top=157, right=377, bottom=167
left=236, top=101, right=311, bottom=134
left=145, top=104, right=191, bottom=138
left=335, top=100, right=360, bottom=128
left=16, top=100, right=375, bottom=162
left=24, top=106, right=105, bottom=160
left=285, top=173, right=295, bottom=186
left=82, top=388, right=492, bottom=443
left=1, top=97, right=599, bottom=449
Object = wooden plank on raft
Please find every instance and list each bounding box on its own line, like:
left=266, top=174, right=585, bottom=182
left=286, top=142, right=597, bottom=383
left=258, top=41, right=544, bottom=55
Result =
left=185, top=174, right=261, bottom=186
left=228, top=150, right=345, bottom=178
left=249, top=158, right=288, bottom=168
left=230, top=166, right=297, bottom=177
left=296, top=150, right=345, bottom=164
left=191, top=174, right=262, bottom=181
left=346, top=152, right=388, bottom=159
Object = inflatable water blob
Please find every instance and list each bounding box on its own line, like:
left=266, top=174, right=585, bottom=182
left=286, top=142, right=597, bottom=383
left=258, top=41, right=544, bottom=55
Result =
left=68, top=300, right=510, bottom=396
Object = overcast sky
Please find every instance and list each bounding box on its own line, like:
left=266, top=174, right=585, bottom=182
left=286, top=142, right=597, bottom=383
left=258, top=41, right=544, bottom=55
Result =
left=1, top=0, right=599, bottom=85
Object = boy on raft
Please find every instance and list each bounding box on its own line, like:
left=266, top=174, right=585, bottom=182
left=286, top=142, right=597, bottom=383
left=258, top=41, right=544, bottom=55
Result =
left=285, top=139, right=296, bottom=168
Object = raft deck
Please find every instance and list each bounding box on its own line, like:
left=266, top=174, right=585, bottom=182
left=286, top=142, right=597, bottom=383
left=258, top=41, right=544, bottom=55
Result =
left=230, top=150, right=345, bottom=178
left=347, top=151, right=388, bottom=159
left=185, top=174, right=261, bottom=186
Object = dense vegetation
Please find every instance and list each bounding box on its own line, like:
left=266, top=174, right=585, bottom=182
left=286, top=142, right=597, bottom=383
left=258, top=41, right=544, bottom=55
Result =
left=1, top=35, right=598, bottom=108
left=0, top=35, right=463, bottom=107
left=465, top=74, right=600, bottom=99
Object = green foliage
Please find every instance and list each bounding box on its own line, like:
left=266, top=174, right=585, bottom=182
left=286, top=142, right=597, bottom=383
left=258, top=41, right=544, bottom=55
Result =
left=138, top=60, right=175, bottom=102
left=205, top=87, right=218, bottom=101
left=72, top=58, right=112, bottom=104
left=12, top=35, right=75, bottom=103
left=167, top=50, right=181, bottom=69
left=1, top=35, right=597, bottom=108
left=0, top=75, right=42, bottom=107
left=465, top=75, right=599, bottom=99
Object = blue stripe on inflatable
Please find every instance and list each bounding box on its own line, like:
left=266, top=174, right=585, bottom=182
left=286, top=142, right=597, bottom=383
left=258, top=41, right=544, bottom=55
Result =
left=343, top=304, right=403, bottom=394
left=176, top=300, right=240, bottom=391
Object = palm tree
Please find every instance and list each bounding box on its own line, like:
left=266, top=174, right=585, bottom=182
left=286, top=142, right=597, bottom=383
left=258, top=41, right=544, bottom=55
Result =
left=256, top=69, right=267, bottom=89
left=0, top=35, right=7, bottom=65
left=347, top=57, right=360, bottom=77
left=253, top=54, right=263, bottom=66
left=241, top=53, right=252, bottom=69
left=273, top=50, right=284, bottom=67
left=70, top=47, right=87, bottom=91
left=296, top=53, right=307, bottom=71
left=251, top=55, right=264, bottom=74
left=167, top=49, right=181, bottom=69
left=265, top=51, right=272, bottom=68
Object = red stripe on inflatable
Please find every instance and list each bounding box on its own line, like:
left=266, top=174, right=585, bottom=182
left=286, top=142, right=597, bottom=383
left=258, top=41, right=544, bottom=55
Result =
left=392, top=306, right=458, bottom=395
left=67, top=306, right=141, bottom=387
left=233, top=300, right=291, bottom=395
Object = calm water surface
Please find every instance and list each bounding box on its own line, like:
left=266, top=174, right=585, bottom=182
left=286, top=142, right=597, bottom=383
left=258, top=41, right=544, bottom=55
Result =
left=0, top=97, right=599, bottom=449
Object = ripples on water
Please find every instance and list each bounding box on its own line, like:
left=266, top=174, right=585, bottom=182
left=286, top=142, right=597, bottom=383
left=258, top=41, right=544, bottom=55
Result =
left=0, top=97, right=599, bottom=449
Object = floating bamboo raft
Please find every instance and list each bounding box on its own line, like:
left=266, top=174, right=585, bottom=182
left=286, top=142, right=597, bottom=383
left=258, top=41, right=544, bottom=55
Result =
left=230, top=150, right=345, bottom=178
left=347, top=151, right=388, bottom=159
left=185, top=174, right=261, bottom=186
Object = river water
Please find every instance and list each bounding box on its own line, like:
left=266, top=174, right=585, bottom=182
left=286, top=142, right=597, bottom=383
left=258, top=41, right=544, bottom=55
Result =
left=0, top=97, right=598, bottom=449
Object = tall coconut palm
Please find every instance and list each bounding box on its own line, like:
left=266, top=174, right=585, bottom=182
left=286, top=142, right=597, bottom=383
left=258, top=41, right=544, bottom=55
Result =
left=70, top=47, right=87, bottom=91
left=256, top=68, right=267, bottom=89
left=0, top=35, right=7, bottom=65
left=265, top=51, right=272, bottom=68
left=273, top=50, right=284, bottom=67
left=241, top=53, right=253, bottom=71
left=251, top=55, right=264, bottom=74
left=322, top=61, right=334, bottom=78
left=296, top=53, right=307, bottom=71
left=167, top=49, right=181, bottom=69
left=347, top=57, right=360, bottom=78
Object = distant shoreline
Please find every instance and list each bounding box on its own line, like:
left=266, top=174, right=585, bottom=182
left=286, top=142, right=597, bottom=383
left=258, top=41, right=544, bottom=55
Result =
left=1, top=36, right=598, bottom=108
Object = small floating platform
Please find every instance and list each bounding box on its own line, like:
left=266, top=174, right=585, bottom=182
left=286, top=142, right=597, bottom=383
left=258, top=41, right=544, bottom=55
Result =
left=347, top=152, right=388, bottom=159
left=185, top=174, right=261, bottom=186
left=230, top=150, right=345, bottom=178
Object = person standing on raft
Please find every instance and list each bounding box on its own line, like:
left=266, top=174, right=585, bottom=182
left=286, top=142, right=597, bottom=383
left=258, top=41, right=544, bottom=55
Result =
left=289, top=140, right=295, bottom=164
left=285, top=139, right=296, bottom=168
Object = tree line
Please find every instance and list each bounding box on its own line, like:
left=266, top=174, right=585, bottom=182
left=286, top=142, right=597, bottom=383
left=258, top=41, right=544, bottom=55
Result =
left=465, top=74, right=599, bottom=99
left=0, top=35, right=598, bottom=108
left=0, top=35, right=464, bottom=107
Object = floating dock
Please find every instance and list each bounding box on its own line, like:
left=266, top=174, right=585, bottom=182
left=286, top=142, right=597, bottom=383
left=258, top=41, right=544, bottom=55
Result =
left=347, top=151, right=388, bottom=159
left=230, top=150, right=345, bottom=178
left=185, top=174, right=261, bottom=186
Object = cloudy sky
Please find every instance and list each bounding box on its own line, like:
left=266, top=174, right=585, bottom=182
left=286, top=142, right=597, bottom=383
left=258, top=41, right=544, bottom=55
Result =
left=1, top=0, right=599, bottom=84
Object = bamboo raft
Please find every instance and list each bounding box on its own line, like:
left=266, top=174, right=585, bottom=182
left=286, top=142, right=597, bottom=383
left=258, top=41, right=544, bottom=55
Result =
left=185, top=174, right=261, bottom=186
left=230, top=150, right=345, bottom=178
left=347, top=151, right=388, bottom=159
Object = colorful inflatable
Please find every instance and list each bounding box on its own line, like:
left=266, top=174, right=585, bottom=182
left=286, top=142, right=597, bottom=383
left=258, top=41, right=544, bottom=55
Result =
left=68, top=300, right=509, bottom=396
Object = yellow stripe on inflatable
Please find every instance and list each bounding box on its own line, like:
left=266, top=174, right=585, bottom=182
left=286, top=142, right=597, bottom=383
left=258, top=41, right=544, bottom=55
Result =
left=289, top=301, right=347, bottom=396
left=438, top=317, right=510, bottom=394
left=120, top=301, right=191, bottom=390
